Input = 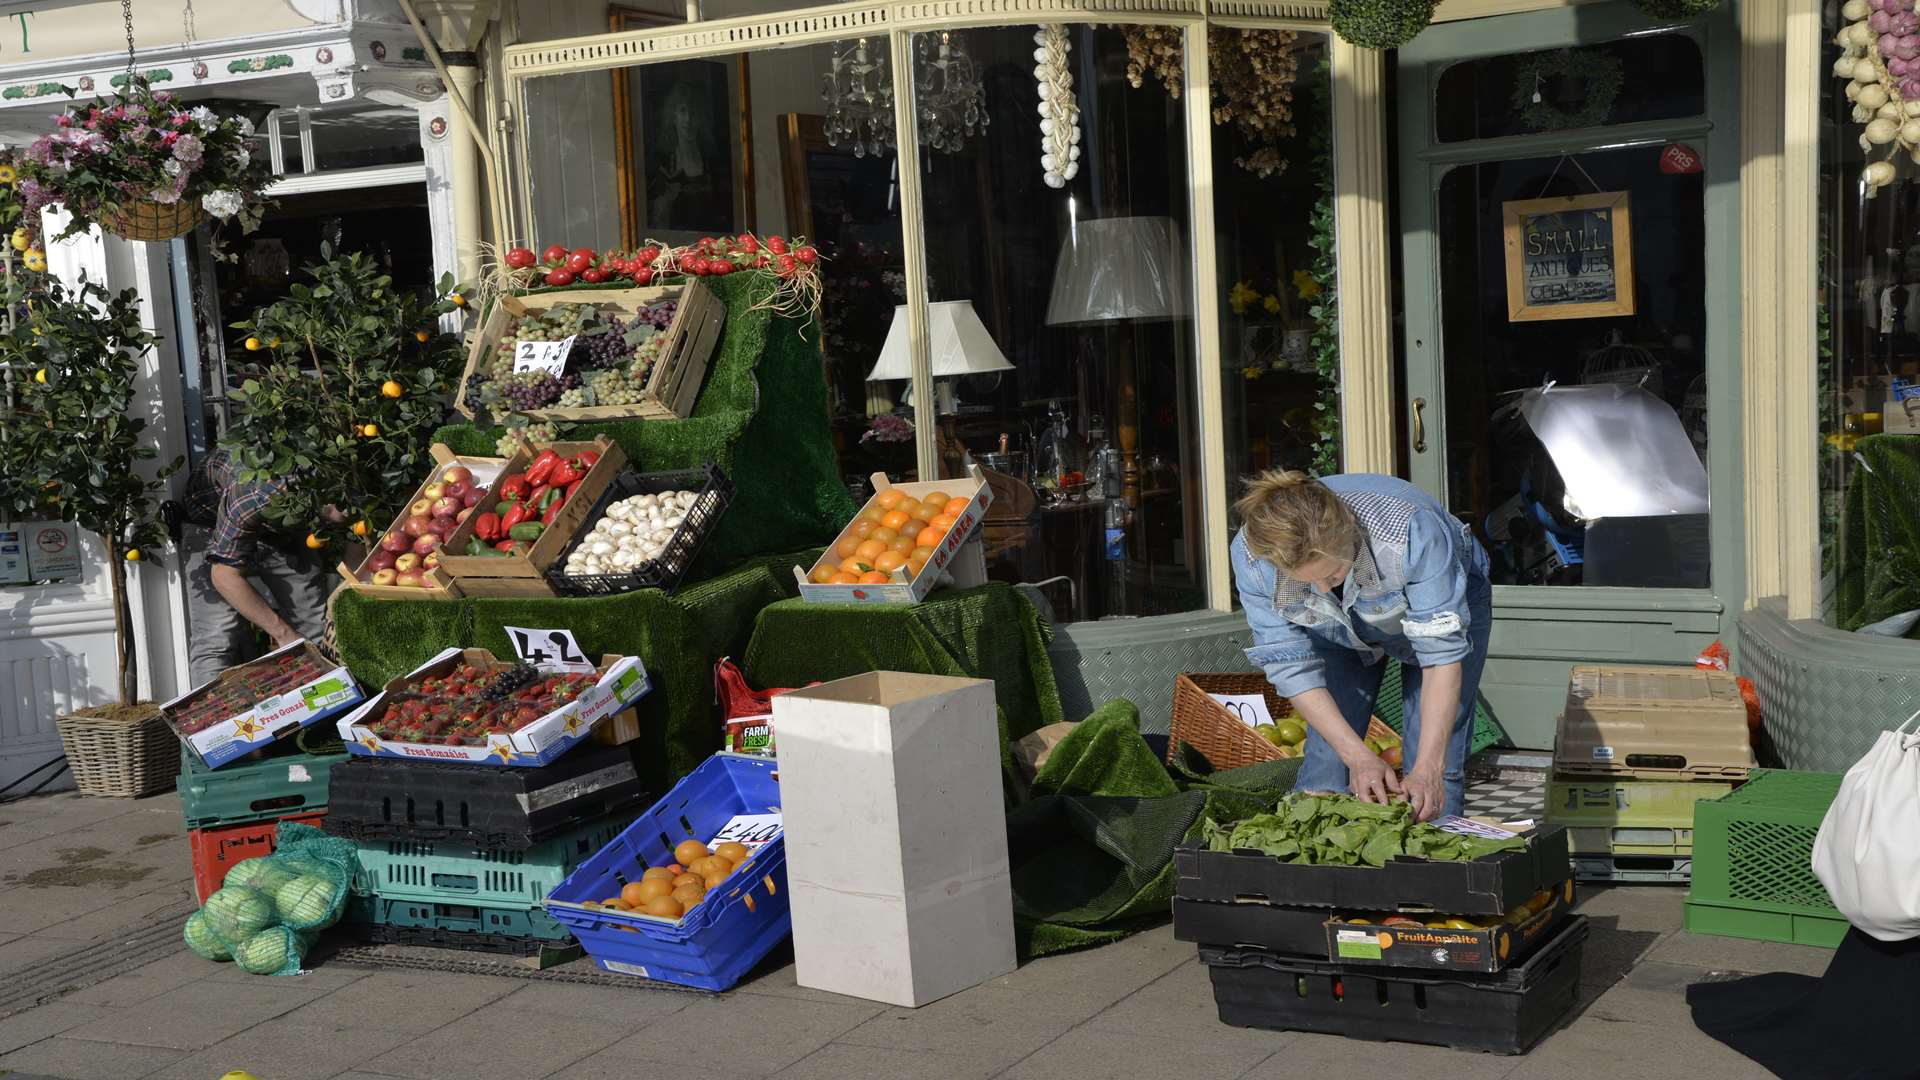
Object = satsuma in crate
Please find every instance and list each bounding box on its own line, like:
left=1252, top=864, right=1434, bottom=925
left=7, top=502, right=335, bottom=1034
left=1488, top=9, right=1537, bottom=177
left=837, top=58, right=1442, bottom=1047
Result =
left=350, top=814, right=629, bottom=908
left=336, top=443, right=504, bottom=600
left=189, top=811, right=326, bottom=902
left=795, top=467, right=994, bottom=605
left=1684, top=768, right=1848, bottom=948
left=544, top=754, right=789, bottom=991
left=179, top=736, right=349, bottom=829
left=546, top=463, right=734, bottom=597
left=455, top=282, right=725, bottom=424
left=1201, top=915, right=1588, bottom=1055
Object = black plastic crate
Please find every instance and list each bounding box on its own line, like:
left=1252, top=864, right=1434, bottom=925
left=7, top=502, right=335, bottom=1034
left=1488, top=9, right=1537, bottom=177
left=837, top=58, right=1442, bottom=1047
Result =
left=545, top=463, right=733, bottom=597
left=1201, top=915, right=1587, bottom=1055
left=321, top=742, right=649, bottom=850
left=1174, top=898, right=1332, bottom=957
left=1176, top=825, right=1571, bottom=916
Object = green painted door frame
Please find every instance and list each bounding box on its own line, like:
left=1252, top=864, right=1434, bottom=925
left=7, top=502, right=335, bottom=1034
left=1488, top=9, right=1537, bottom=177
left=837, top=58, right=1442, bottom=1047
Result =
left=1396, top=4, right=1745, bottom=749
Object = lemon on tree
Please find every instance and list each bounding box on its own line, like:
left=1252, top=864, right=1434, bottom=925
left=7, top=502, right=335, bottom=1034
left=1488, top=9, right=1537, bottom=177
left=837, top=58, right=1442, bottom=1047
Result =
left=8, top=226, right=27, bottom=250
left=21, top=247, right=45, bottom=272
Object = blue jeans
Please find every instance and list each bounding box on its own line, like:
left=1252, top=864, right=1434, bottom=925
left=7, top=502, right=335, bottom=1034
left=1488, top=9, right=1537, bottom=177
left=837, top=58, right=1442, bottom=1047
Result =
left=1291, top=575, right=1493, bottom=818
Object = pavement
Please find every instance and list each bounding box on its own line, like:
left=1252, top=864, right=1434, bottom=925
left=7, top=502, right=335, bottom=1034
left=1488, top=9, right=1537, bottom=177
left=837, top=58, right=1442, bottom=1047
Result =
left=0, top=787, right=1823, bottom=1080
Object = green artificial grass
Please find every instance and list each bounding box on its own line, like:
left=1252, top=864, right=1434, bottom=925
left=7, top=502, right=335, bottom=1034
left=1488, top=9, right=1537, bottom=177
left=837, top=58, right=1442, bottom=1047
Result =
left=436, top=273, right=857, bottom=565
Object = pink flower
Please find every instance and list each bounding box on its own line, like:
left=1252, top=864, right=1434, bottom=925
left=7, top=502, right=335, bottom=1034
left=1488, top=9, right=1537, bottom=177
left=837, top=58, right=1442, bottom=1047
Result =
left=171, top=113, right=189, bottom=128
left=170, top=133, right=202, bottom=163
left=161, top=130, right=179, bottom=146
left=55, top=114, right=70, bottom=128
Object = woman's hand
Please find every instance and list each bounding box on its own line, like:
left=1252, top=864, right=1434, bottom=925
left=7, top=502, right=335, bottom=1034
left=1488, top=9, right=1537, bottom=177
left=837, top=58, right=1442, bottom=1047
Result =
left=1344, top=750, right=1403, bottom=805
left=1403, top=763, right=1446, bottom=822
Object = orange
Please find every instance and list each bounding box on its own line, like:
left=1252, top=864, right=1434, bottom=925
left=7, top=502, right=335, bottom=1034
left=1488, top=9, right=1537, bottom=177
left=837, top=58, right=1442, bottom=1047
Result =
left=841, top=559, right=876, bottom=574
left=688, top=855, right=731, bottom=878
left=903, top=518, right=929, bottom=538
left=834, top=536, right=861, bottom=559
left=672, top=884, right=706, bottom=908
left=880, top=510, right=912, bottom=531
left=809, top=563, right=838, bottom=584
left=715, top=842, right=750, bottom=863
left=943, top=497, right=971, bottom=516
left=702, top=870, right=731, bottom=890
left=674, top=840, right=713, bottom=866
left=875, top=551, right=908, bottom=572
left=875, top=489, right=908, bottom=510
left=908, top=546, right=935, bottom=572
left=672, top=873, right=702, bottom=890
left=641, top=867, right=677, bottom=883
left=849, top=519, right=877, bottom=539
left=859, top=570, right=888, bottom=585
left=859, top=506, right=886, bottom=523
left=920, top=490, right=950, bottom=506
left=644, top=896, right=685, bottom=919
left=888, top=536, right=916, bottom=554
left=869, top=526, right=899, bottom=544
left=916, top=499, right=948, bottom=520
left=930, top=513, right=958, bottom=532
left=855, top=539, right=888, bottom=561
left=915, top=526, right=945, bottom=549
left=829, top=571, right=861, bottom=584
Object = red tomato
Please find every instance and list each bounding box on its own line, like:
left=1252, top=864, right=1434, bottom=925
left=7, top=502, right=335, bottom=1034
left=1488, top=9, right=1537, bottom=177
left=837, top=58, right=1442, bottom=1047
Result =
left=541, top=244, right=568, bottom=263
left=504, top=247, right=535, bottom=269
left=638, top=245, right=660, bottom=263
left=634, top=268, right=653, bottom=285
left=581, top=268, right=607, bottom=283
left=767, top=236, right=789, bottom=255
left=707, top=258, right=733, bottom=275
left=570, top=246, right=597, bottom=263
left=738, top=233, right=759, bottom=253
left=544, top=268, right=575, bottom=286
left=795, top=246, right=818, bottom=265
left=775, top=253, right=798, bottom=276
left=566, top=252, right=593, bottom=273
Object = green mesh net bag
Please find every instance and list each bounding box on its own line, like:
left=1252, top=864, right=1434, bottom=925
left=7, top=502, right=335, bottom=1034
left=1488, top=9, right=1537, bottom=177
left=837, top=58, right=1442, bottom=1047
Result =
left=182, top=822, right=356, bottom=976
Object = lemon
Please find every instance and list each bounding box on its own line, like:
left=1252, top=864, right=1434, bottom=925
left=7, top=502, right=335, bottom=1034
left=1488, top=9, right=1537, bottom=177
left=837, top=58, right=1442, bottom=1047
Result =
left=9, top=227, right=27, bottom=251
left=380, top=379, right=403, bottom=398
left=33, top=367, right=45, bottom=383
left=414, top=330, right=431, bottom=343
left=22, top=248, right=44, bottom=272
left=124, top=548, right=141, bottom=562
left=351, top=520, right=370, bottom=537
left=1275, top=719, right=1307, bottom=745
left=448, top=292, right=466, bottom=307
left=305, top=534, right=325, bottom=550
left=244, top=337, right=263, bottom=351
left=361, top=423, right=379, bottom=437
left=0, top=163, right=17, bottom=184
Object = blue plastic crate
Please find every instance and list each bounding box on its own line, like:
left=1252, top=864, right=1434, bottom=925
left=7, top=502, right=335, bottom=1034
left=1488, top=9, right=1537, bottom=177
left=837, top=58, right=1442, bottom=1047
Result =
left=545, top=754, right=788, bottom=991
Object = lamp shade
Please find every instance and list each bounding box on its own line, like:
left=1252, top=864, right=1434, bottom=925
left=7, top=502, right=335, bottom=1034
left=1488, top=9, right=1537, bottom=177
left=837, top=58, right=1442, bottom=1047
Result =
left=1045, top=215, right=1190, bottom=326
left=866, top=299, right=1014, bottom=381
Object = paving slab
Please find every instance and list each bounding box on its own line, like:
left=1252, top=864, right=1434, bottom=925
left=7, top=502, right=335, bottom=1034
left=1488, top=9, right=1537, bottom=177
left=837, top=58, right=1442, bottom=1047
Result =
left=772, top=1042, right=1000, bottom=1080
left=1078, top=958, right=1289, bottom=1055
left=733, top=953, right=889, bottom=1007
left=1508, top=980, right=1775, bottom=1080
left=1236, top=1030, right=1524, bottom=1079
left=490, top=979, right=698, bottom=1026
left=987, top=923, right=1192, bottom=1002
left=0, top=794, right=152, bottom=851
left=148, top=1020, right=417, bottom=1080
left=835, top=983, right=1111, bottom=1074
left=1643, top=930, right=1835, bottom=977
left=0, top=1001, right=113, bottom=1056
left=1577, top=920, right=1667, bottom=988
left=202, top=958, right=375, bottom=994
left=282, top=970, right=526, bottom=1034
left=58, top=975, right=329, bottom=1050
left=999, top=1025, right=1277, bottom=1080
left=0, top=882, right=154, bottom=936
left=359, top=1003, right=628, bottom=1080
left=0, top=1033, right=186, bottom=1078
left=62, top=950, right=211, bottom=1007
left=1575, top=884, right=1691, bottom=932
left=32, top=885, right=194, bottom=944
left=611, top=991, right=884, bottom=1075
left=0, top=934, right=83, bottom=977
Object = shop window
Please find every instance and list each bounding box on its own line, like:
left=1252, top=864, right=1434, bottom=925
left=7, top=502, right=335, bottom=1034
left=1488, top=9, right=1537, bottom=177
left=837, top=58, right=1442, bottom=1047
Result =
left=1433, top=33, right=1705, bottom=144
left=264, top=104, right=424, bottom=177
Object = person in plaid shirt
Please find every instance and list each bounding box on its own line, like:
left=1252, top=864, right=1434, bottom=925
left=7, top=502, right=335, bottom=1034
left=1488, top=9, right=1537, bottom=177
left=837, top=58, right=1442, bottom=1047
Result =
left=184, top=447, right=331, bottom=686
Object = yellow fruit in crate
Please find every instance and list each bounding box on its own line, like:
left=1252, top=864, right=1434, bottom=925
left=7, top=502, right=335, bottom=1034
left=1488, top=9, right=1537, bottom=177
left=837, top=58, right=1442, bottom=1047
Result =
left=1257, top=724, right=1287, bottom=748
left=1275, top=719, right=1306, bottom=745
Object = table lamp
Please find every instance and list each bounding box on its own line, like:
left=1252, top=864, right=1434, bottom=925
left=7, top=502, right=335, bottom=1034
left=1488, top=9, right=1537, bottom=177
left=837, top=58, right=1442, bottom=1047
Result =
left=866, top=299, right=1014, bottom=415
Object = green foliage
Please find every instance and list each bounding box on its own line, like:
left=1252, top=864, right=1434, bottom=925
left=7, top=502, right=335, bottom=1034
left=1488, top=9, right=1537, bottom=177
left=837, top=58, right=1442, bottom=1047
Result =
left=1633, top=0, right=1721, bottom=18
left=1307, top=57, right=1341, bottom=477
left=1202, top=793, right=1528, bottom=866
left=1329, top=0, right=1438, bottom=50
left=223, top=245, right=466, bottom=543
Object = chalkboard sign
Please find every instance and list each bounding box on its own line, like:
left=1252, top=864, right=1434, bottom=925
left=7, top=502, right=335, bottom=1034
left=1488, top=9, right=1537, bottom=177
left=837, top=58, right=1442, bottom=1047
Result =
left=1502, top=191, right=1635, bottom=322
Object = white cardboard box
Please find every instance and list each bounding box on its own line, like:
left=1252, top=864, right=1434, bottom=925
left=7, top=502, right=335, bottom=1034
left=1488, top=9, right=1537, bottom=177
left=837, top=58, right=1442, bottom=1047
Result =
left=773, top=671, right=1015, bottom=1007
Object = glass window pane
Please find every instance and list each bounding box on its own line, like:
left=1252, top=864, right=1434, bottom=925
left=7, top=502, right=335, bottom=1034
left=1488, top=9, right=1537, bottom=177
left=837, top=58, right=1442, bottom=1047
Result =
left=1434, top=146, right=1709, bottom=587
left=307, top=104, right=424, bottom=171
left=1434, top=33, right=1705, bottom=143
left=911, top=24, right=1202, bottom=620
left=266, top=108, right=303, bottom=175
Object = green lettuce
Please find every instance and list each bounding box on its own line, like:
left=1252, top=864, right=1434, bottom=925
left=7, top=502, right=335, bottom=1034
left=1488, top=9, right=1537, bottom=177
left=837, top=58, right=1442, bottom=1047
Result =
left=1202, top=793, right=1528, bottom=866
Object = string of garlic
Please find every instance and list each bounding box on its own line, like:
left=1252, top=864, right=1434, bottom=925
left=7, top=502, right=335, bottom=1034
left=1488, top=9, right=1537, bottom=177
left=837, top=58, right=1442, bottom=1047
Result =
left=1835, top=0, right=1920, bottom=195
left=1034, top=26, right=1080, bottom=189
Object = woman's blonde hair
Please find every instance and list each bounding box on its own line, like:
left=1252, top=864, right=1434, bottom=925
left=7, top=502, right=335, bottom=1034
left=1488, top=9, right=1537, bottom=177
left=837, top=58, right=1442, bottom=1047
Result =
left=1234, top=470, right=1361, bottom=572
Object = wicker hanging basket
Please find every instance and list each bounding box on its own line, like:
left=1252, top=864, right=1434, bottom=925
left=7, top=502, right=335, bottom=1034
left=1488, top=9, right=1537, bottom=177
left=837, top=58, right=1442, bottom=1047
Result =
left=54, top=703, right=178, bottom=798
left=103, top=199, right=206, bottom=243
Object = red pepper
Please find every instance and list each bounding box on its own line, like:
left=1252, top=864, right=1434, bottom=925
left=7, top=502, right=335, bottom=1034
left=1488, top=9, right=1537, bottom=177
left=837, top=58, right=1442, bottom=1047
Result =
left=572, top=449, right=601, bottom=471
left=501, top=501, right=532, bottom=531
left=547, top=460, right=584, bottom=487
left=497, top=474, right=530, bottom=502
left=525, top=449, right=562, bottom=487
left=494, top=540, right=518, bottom=553
left=565, top=478, right=585, bottom=502
left=474, top=512, right=501, bottom=541
left=541, top=497, right=565, bottom=526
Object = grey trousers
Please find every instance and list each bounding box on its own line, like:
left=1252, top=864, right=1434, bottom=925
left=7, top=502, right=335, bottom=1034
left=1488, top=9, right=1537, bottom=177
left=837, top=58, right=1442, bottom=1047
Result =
left=184, top=525, right=331, bottom=689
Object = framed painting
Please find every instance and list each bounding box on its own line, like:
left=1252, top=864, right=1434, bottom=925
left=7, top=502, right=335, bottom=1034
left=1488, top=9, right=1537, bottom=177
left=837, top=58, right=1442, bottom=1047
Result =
left=609, top=5, right=755, bottom=248
left=1502, top=190, right=1635, bottom=322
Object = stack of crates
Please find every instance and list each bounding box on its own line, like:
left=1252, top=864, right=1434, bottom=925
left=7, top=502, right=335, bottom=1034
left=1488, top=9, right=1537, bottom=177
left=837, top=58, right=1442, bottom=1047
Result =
left=179, top=733, right=351, bottom=901
left=1547, top=665, right=1754, bottom=884
left=322, top=742, right=651, bottom=958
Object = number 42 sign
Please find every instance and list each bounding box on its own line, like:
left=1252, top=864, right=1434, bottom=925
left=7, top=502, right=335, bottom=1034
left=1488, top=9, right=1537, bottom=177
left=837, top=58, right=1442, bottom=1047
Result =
left=503, top=626, right=597, bottom=672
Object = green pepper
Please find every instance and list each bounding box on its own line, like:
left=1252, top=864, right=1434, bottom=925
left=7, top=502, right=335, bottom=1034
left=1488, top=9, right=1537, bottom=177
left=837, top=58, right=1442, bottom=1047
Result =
left=508, top=521, right=545, bottom=541
left=537, top=486, right=565, bottom=511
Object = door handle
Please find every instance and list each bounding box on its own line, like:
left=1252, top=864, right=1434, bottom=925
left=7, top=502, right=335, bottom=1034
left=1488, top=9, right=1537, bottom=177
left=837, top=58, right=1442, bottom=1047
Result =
left=1412, top=397, right=1427, bottom=454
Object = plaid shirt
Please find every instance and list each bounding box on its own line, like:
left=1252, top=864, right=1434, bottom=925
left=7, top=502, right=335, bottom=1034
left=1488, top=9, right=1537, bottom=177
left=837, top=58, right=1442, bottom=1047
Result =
left=195, top=447, right=290, bottom=568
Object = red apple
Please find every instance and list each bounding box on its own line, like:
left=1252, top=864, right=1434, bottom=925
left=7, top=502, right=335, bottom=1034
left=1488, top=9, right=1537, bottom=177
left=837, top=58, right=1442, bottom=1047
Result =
left=396, top=571, right=424, bottom=587
left=380, top=530, right=412, bottom=554
left=441, top=465, right=473, bottom=485
left=429, top=515, right=458, bottom=538
left=365, top=548, right=398, bottom=572
left=456, top=507, right=475, bottom=524
left=462, top=489, right=485, bottom=509
left=423, top=551, right=442, bottom=571
left=424, top=483, right=448, bottom=501
left=412, top=534, right=441, bottom=555
left=394, top=552, right=421, bottom=573
left=409, top=497, right=434, bottom=517
left=401, top=514, right=433, bottom=538
left=443, top=479, right=472, bottom=500
left=371, top=569, right=398, bottom=586
left=430, top=496, right=460, bottom=519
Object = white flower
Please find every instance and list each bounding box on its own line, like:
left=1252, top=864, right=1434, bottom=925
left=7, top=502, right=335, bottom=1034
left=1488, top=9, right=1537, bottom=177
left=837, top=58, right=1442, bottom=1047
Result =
left=163, top=158, right=184, bottom=176
left=238, top=116, right=254, bottom=137
left=201, top=189, right=244, bottom=218
left=190, top=106, right=216, bottom=128
left=149, top=185, right=180, bottom=204
left=231, top=146, right=250, bottom=168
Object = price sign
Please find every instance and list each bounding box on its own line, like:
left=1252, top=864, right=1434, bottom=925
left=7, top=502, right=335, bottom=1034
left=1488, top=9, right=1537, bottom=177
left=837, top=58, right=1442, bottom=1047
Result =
left=1208, top=693, right=1275, bottom=729
left=513, top=334, right=576, bottom=376
left=706, top=812, right=783, bottom=851
left=503, top=626, right=596, bottom=672
left=1431, top=815, right=1519, bottom=839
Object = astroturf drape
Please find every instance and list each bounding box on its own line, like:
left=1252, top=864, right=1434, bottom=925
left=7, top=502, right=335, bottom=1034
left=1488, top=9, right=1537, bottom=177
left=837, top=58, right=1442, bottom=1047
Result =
left=1836, top=434, right=1920, bottom=634
left=434, top=273, right=857, bottom=566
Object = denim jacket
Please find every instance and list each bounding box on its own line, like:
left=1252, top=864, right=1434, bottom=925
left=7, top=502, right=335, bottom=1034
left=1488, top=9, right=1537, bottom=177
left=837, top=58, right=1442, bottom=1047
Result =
left=1232, top=473, right=1488, bottom=698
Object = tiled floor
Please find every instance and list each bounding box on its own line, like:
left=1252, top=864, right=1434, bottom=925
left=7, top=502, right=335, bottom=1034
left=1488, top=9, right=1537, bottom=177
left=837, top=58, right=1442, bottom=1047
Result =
left=1464, top=771, right=1548, bottom=822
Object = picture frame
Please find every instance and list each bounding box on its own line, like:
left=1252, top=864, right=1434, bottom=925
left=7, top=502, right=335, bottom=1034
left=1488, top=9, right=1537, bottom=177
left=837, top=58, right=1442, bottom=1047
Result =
left=609, top=5, right=755, bottom=249
left=1502, top=190, right=1635, bottom=322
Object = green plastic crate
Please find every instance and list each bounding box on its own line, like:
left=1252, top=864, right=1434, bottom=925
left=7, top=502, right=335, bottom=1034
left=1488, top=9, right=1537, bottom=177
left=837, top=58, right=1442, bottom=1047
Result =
left=1548, top=777, right=1731, bottom=855
left=351, top=813, right=628, bottom=908
left=1684, top=769, right=1848, bottom=948
left=1374, top=659, right=1507, bottom=755
left=1567, top=826, right=1693, bottom=857
left=177, top=738, right=350, bottom=830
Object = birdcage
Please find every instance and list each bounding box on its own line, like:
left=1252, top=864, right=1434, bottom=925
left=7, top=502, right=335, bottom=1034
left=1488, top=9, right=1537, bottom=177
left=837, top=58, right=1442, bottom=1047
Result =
left=1581, top=330, right=1664, bottom=397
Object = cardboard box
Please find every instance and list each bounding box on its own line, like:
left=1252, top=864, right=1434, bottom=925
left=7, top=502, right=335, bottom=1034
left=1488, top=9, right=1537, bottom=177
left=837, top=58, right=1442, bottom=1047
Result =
left=166, top=641, right=365, bottom=770
left=437, top=437, right=628, bottom=597
left=337, top=444, right=505, bottom=599
left=1325, top=879, right=1573, bottom=973
left=774, top=671, right=1015, bottom=1006
left=794, top=467, right=994, bottom=605
left=1554, top=665, right=1754, bottom=780
left=337, top=646, right=651, bottom=768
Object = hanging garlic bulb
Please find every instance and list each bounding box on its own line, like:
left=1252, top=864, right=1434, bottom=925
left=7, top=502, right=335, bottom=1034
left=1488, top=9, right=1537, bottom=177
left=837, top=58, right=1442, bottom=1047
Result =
left=1849, top=80, right=1866, bottom=100
left=1861, top=82, right=1891, bottom=108
left=1866, top=160, right=1898, bottom=187
left=1868, top=117, right=1901, bottom=143
left=1880, top=100, right=1906, bottom=119
left=1848, top=0, right=1872, bottom=18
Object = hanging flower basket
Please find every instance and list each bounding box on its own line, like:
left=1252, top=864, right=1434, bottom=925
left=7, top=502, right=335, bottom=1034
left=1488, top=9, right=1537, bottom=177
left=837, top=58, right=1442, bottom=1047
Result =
left=104, top=198, right=207, bottom=242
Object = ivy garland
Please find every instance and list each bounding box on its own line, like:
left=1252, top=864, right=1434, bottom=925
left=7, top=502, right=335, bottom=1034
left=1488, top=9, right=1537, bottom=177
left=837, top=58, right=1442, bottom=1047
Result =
left=1510, top=49, right=1626, bottom=132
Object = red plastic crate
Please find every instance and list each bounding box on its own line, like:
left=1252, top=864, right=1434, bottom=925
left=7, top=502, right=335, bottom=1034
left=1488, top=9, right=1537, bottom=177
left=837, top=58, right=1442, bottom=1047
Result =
left=189, top=811, right=326, bottom=902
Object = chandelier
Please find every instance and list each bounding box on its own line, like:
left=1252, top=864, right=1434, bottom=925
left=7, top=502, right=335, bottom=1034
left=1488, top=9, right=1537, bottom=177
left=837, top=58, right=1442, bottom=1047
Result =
left=821, top=32, right=989, bottom=158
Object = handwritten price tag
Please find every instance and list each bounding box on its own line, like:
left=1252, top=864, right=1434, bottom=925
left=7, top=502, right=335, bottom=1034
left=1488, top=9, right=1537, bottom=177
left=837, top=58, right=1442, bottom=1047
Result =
left=503, top=626, right=596, bottom=673
left=1432, top=815, right=1519, bottom=839
left=513, top=334, right=576, bottom=376
left=706, top=812, right=783, bottom=851
left=1208, top=693, right=1275, bottom=729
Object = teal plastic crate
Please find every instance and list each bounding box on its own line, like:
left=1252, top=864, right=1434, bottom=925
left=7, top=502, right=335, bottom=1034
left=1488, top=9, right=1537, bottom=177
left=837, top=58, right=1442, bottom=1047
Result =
left=178, top=734, right=350, bottom=829
left=1374, top=659, right=1507, bottom=755
left=365, top=896, right=572, bottom=942
left=1685, top=769, right=1848, bottom=948
left=351, top=813, right=628, bottom=908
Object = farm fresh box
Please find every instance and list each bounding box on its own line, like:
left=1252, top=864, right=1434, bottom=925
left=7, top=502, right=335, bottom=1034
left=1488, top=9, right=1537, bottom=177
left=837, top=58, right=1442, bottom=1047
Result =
left=337, top=646, right=651, bottom=767
left=165, top=640, right=365, bottom=770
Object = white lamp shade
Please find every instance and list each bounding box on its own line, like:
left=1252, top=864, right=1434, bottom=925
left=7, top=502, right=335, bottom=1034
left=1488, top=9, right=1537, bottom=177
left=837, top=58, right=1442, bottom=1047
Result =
left=866, top=299, right=1015, bottom=381
left=1046, top=215, right=1190, bottom=326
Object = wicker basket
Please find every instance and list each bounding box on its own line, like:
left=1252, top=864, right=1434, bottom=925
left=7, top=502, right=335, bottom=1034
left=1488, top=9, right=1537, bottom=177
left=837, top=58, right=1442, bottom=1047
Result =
left=54, top=704, right=179, bottom=797
left=103, top=199, right=206, bottom=242
left=1168, top=673, right=1300, bottom=771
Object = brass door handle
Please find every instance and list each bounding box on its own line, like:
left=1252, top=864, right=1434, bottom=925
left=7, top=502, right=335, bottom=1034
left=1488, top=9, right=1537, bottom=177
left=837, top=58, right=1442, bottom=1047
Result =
left=1412, top=397, right=1427, bottom=454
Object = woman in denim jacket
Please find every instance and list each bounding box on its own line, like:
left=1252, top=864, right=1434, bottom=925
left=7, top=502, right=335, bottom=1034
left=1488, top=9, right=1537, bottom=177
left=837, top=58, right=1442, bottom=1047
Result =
left=1231, top=471, right=1492, bottom=820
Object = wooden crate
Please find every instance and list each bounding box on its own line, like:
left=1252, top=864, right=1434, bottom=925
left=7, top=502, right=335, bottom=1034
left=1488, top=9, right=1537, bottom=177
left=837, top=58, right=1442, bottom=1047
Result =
left=453, top=282, right=725, bottom=424
left=336, top=443, right=507, bottom=600
left=436, top=437, right=628, bottom=594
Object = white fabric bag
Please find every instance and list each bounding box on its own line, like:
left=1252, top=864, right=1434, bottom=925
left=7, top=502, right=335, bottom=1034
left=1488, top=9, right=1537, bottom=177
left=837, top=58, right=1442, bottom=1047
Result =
left=1812, top=707, right=1920, bottom=942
